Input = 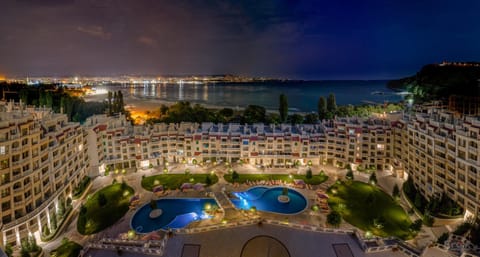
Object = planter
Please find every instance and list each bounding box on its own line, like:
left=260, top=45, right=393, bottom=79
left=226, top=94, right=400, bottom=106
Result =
left=149, top=209, right=163, bottom=219
left=277, top=195, right=290, bottom=203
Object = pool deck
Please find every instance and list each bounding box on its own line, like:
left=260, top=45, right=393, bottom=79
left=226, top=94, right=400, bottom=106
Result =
left=48, top=163, right=448, bottom=257
left=85, top=223, right=411, bottom=257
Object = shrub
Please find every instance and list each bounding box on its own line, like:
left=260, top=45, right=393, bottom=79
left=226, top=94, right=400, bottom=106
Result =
left=43, top=225, right=50, bottom=236
left=392, top=184, right=400, bottom=198
left=422, top=213, right=434, bottom=227
left=205, top=175, right=212, bottom=186
left=437, top=232, right=449, bottom=245
left=51, top=211, right=57, bottom=230
left=454, top=222, right=472, bottom=235
left=232, top=171, right=239, bottom=182
left=327, top=210, right=342, bottom=227
left=98, top=193, right=107, bottom=207
left=306, top=169, right=313, bottom=179
left=368, top=172, right=377, bottom=185
left=345, top=170, right=354, bottom=180
left=409, top=219, right=423, bottom=232
left=4, top=243, right=13, bottom=257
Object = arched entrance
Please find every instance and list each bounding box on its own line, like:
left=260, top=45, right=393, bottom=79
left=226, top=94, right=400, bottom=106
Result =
left=240, top=235, right=290, bottom=257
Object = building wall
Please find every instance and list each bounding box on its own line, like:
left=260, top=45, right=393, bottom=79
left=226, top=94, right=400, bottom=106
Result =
left=0, top=102, right=89, bottom=246
left=393, top=110, right=480, bottom=215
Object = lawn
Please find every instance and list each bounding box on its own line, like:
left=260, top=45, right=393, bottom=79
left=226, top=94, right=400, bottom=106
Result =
left=50, top=239, right=82, bottom=257
left=77, top=182, right=134, bottom=235
left=327, top=181, right=413, bottom=239
left=141, top=173, right=219, bottom=191
left=223, top=173, right=328, bottom=185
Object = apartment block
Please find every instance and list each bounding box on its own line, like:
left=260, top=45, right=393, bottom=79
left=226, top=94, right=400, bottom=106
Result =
left=85, top=115, right=394, bottom=174
left=0, top=101, right=89, bottom=246
left=393, top=110, right=480, bottom=216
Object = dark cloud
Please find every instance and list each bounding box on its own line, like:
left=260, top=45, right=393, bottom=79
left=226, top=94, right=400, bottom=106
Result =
left=76, top=26, right=111, bottom=39
left=0, top=0, right=479, bottom=79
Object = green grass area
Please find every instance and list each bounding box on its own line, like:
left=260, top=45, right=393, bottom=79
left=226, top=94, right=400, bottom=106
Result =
left=141, top=174, right=219, bottom=191
left=50, top=239, right=82, bottom=257
left=77, top=182, right=134, bottom=235
left=327, top=181, right=413, bottom=239
left=223, top=173, right=328, bottom=185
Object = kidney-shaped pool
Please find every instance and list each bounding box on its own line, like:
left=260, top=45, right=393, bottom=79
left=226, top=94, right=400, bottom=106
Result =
left=230, top=187, right=307, bottom=214
left=130, top=198, right=218, bottom=234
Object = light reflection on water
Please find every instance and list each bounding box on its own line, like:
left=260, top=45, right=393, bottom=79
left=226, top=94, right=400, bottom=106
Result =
left=108, top=81, right=402, bottom=112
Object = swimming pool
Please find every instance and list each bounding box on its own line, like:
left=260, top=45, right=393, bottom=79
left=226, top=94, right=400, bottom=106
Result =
left=130, top=198, right=218, bottom=234
left=231, top=187, right=307, bottom=214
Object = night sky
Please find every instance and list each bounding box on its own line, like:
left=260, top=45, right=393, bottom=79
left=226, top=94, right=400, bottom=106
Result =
left=1, top=0, right=479, bottom=79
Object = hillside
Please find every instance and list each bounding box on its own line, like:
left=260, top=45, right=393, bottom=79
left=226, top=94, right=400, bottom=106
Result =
left=388, top=62, right=480, bottom=102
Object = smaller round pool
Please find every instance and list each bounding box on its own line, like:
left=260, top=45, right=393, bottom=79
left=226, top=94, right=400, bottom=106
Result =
left=131, top=198, right=218, bottom=234
left=231, top=187, right=307, bottom=214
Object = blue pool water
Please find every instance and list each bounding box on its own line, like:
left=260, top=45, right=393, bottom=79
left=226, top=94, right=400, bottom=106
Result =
left=231, top=187, right=307, bottom=214
left=130, top=198, right=217, bottom=234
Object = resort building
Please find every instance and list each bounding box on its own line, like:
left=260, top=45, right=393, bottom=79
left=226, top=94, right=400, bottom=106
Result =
left=84, top=115, right=395, bottom=173
left=0, top=101, right=89, bottom=246
left=393, top=109, right=480, bottom=216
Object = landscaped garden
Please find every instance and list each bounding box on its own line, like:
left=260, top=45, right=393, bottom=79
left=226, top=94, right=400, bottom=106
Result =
left=141, top=173, right=218, bottom=191
left=327, top=181, right=414, bottom=239
left=77, top=182, right=134, bottom=235
left=223, top=171, right=328, bottom=185
left=50, top=239, right=82, bottom=257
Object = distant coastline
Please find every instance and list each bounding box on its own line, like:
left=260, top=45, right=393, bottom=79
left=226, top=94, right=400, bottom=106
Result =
left=88, top=80, right=402, bottom=113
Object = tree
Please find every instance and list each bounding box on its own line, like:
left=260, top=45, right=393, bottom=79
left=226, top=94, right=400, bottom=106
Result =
left=279, top=94, right=288, bottom=122
left=288, top=114, right=304, bottom=125
left=403, top=176, right=414, bottom=196
left=304, top=113, right=318, bottom=124
left=107, top=91, right=113, bottom=115
left=266, top=113, right=281, bottom=124
left=242, top=105, right=266, bottom=124
left=51, top=211, right=57, bottom=230
left=43, top=225, right=50, bottom=236
left=369, top=172, right=377, bottom=185
left=232, top=170, right=239, bottom=182
left=306, top=169, right=313, bottom=179
left=205, top=175, right=212, bottom=186
left=327, top=93, right=337, bottom=113
left=392, top=184, right=400, bottom=198
left=317, top=96, right=327, bottom=120
left=327, top=210, right=342, bottom=227
left=98, top=192, right=107, bottom=207
left=159, top=104, right=169, bottom=116
left=57, top=198, right=66, bottom=218
left=414, top=192, right=423, bottom=209
left=410, top=219, right=423, bottom=232
left=118, top=90, right=124, bottom=113
left=4, top=243, right=13, bottom=257
left=437, top=232, right=449, bottom=245
left=345, top=170, right=354, bottom=180
left=150, top=199, right=158, bottom=210
left=46, top=91, right=53, bottom=108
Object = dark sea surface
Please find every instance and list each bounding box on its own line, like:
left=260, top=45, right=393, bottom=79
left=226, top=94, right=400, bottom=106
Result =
left=109, top=80, right=403, bottom=112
